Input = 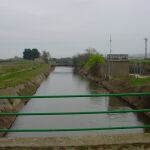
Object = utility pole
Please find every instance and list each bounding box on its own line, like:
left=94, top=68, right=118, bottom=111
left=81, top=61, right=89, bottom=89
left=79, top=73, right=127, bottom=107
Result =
left=110, top=35, right=112, bottom=54
left=108, top=35, right=112, bottom=80
left=144, top=38, right=148, bottom=59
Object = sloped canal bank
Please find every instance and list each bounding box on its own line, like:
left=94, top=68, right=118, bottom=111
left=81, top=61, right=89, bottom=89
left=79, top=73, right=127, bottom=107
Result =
left=7, top=67, right=150, bottom=137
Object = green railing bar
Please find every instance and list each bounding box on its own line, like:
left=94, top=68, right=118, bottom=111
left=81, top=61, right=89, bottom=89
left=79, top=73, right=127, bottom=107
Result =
left=1, top=109, right=150, bottom=116
left=0, top=92, right=150, bottom=99
left=1, top=125, right=150, bottom=132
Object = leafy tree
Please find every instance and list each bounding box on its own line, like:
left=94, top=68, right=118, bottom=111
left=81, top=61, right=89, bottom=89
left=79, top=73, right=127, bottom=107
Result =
left=85, top=54, right=105, bottom=69
left=23, top=48, right=40, bottom=60
left=73, top=49, right=105, bottom=76
left=23, top=49, right=32, bottom=60
left=31, top=49, right=40, bottom=59
left=85, top=54, right=105, bottom=76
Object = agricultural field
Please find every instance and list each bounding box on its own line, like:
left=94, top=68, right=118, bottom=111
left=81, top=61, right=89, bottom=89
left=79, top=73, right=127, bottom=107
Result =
left=0, top=60, right=50, bottom=89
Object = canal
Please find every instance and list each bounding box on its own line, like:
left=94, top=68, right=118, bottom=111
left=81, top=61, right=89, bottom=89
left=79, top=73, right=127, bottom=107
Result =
left=7, top=67, right=147, bottom=137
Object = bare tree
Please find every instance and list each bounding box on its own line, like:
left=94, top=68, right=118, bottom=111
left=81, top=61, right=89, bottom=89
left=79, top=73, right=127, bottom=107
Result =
left=42, top=51, right=50, bottom=63
left=85, top=48, right=98, bottom=54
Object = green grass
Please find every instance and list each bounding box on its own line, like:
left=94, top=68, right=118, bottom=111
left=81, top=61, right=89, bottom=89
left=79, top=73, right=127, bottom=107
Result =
left=111, top=75, right=150, bottom=86
left=129, top=76, right=150, bottom=86
left=0, top=60, right=51, bottom=89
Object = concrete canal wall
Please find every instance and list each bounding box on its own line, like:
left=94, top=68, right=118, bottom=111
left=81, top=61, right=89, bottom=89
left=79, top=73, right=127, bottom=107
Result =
left=0, top=66, right=54, bottom=137
left=74, top=67, right=150, bottom=118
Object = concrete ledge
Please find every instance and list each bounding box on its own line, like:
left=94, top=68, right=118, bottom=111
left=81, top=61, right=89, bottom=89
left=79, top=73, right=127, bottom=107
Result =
left=0, top=133, right=150, bottom=150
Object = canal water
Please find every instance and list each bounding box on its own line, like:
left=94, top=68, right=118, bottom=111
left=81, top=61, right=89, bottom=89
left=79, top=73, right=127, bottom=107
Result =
left=7, top=67, right=146, bottom=137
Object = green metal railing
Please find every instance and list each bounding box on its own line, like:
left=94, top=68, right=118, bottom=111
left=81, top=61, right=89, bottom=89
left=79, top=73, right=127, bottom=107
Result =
left=0, top=92, right=150, bottom=133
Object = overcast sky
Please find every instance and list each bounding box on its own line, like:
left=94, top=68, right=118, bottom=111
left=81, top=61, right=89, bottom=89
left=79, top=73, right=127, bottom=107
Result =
left=0, top=0, right=150, bottom=58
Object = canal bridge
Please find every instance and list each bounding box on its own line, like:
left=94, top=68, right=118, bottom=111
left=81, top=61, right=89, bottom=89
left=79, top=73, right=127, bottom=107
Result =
left=0, top=92, right=150, bottom=149
left=53, top=64, right=75, bottom=67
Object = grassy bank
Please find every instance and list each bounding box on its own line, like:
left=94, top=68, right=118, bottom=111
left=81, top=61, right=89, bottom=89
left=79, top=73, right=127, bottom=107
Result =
left=0, top=60, right=51, bottom=89
left=108, top=75, right=150, bottom=87
left=128, top=76, right=150, bottom=86
left=0, top=60, right=52, bottom=137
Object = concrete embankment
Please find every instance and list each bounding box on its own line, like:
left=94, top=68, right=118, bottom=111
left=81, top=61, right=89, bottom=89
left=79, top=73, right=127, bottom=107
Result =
left=101, top=80, right=150, bottom=118
left=0, top=66, right=54, bottom=137
left=74, top=67, right=150, bottom=118
left=0, top=133, right=150, bottom=149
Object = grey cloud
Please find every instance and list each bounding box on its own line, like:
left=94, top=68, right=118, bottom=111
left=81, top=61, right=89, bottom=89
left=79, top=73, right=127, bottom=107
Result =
left=0, top=0, right=150, bottom=58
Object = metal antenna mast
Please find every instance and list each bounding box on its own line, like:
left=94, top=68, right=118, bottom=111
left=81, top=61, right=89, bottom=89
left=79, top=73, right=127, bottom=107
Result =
left=108, top=35, right=112, bottom=80
left=144, top=38, right=148, bottom=59
left=110, top=35, right=112, bottom=54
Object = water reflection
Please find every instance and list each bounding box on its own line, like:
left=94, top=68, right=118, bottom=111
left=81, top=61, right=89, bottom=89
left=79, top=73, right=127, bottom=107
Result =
left=7, top=67, right=148, bottom=137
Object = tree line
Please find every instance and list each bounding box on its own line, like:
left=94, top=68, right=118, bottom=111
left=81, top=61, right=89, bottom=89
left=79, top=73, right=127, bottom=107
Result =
left=23, top=48, right=50, bottom=63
